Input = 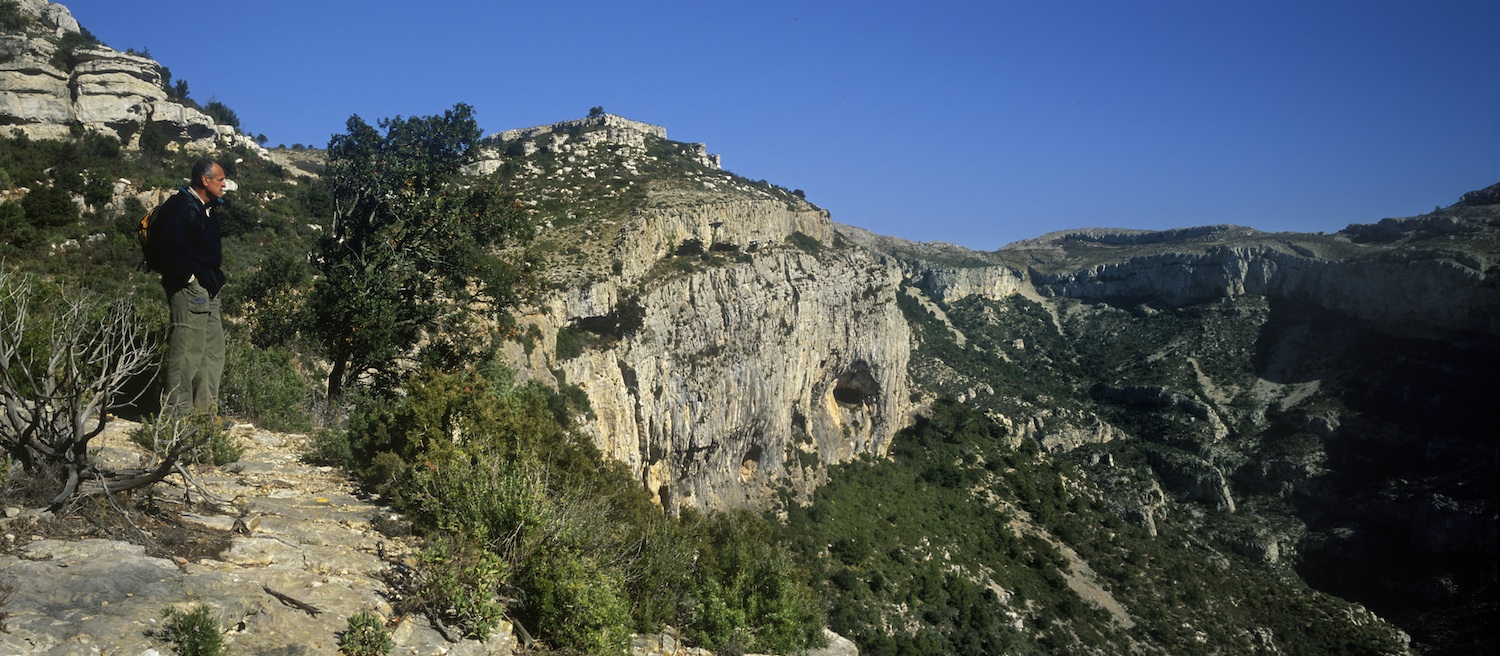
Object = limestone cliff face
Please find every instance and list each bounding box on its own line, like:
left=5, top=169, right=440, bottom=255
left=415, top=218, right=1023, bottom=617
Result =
left=1029, top=245, right=1497, bottom=341
left=542, top=247, right=909, bottom=512
left=916, top=263, right=1029, bottom=303
left=878, top=218, right=1500, bottom=343
left=0, top=0, right=254, bottom=150
left=491, top=119, right=911, bottom=512
left=612, top=200, right=832, bottom=280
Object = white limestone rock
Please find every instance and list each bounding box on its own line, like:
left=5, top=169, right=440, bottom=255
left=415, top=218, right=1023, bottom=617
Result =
left=0, top=3, right=250, bottom=150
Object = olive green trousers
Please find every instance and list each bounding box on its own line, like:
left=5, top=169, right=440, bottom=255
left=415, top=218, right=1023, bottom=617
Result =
left=164, top=281, right=224, bottom=412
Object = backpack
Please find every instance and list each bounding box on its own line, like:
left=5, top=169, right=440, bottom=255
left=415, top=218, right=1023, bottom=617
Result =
left=137, top=195, right=175, bottom=273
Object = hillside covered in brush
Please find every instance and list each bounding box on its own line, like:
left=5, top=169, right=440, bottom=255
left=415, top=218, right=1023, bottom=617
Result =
left=2, top=2, right=1497, bottom=654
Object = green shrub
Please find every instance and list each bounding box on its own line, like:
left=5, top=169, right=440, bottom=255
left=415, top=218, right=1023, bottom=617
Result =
left=82, top=173, right=113, bottom=208
left=139, top=120, right=176, bottom=156
left=20, top=184, right=77, bottom=229
left=622, top=513, right=699, bottom=632
left=342, top=366, right=573, bottom=482
left=203, top=101, right=240, bottom=129
left=220, top=340, right=312, bottom=432
left=786, top=231, right=823, bottom=254
left=202, top=424, right=243, bottom=466
left=79, top=131, right=122, bottom=161
left=555, top=325, right=585, bottom=360
left=0, top=1, right=26, bottom=32
left=0, top=201, right=30, bottom=250
left=402, top=443, right=550, bottom=548
left=413, top=535, right=508, bottom=640
left=681, top=509, right=827, bottom=655
left=339, top=610, right=394, bottom=655
left=157, top=604, right=225, bottom=656
left=234, top=248, right=311, bottom=350
left=519, top=548, right=632, bottom=656
left=304, top=428, right=353, bottom=469
left=49, top=29, right=100, bottom=72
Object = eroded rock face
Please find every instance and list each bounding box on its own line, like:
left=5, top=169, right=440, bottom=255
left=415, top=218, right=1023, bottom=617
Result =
left=917, top=263, right=1029, bottom=303
left=1029, top=245, right=1497, bottom=341
left=882, top=217, right=1500, bottom=344
left=0, top=1, right=258, bottom=151
left=0, top=31, right=72, bottom=139
left=486, top=117, right=915, bottom=514
left=620, top=248, right=908, bottom=511
left=519, top=239, right=910, bottom=513
left=613, top=200, right=831, bottom=280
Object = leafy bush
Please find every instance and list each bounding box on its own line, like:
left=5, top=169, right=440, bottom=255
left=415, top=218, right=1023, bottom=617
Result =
left=49, top=28, right=100, bottom=72
left=82, top=173, right=113, bottom=208
left=156, top=604, right=225, bottom=656
left=518, top=548, right=632, bottom=655
left=0, top=201, right=30, bottom=250
left=0, top=1, right=26, bottom=32
left=20, top=184, right=77, bottom=228
left=203, top=101, right=240, bottom=129
left=304, top=427, right=353, bottom=469
left=786, top=231, right=823, bottom=254
left=555, top=325, right=585, bottom=361
left=220, top=340, right=312, bottom=432
left=339, top=610, right=394, bottom=656
left=412, top=535, right=508, bottom=639
left=681, top=509, right=827, bottom=654
left=234, top=248, right=311, bottom=349
left=138, top=120, right=177, bottom=157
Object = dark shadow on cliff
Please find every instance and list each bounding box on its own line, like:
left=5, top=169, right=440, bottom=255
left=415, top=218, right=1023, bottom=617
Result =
left=1254, top=298, right=1499, bottom=655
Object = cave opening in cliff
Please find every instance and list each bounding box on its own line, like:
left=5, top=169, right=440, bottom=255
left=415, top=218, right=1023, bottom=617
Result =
left=833, top=361, right=881, bottom=405
left=740, top=445, right=763, bottom=481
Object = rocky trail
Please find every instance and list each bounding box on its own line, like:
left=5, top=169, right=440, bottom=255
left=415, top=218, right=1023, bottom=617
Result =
left=0, top=419, right=520, bottom=655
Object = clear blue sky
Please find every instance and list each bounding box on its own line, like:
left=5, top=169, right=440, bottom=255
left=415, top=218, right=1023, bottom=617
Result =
left=61, top=0, right=1500, bottom=249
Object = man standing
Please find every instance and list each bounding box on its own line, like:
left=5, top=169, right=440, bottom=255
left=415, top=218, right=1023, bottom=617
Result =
left=155, top=158, right=228, bottom=412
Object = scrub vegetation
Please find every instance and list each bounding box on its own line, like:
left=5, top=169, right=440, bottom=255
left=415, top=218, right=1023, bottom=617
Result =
left=1, top=91, right=1489, bottom=653
left=0, top=108, right=827, bottom=654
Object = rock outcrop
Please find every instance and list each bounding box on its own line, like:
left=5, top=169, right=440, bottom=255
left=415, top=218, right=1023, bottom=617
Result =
left=482, top=114, right=718, bottom=170
left=488, top=117, right=911, bottom=513
left=0, top=421, right=517, bottom=655
left=0, top=0, right=257, bottom=151
left=550, top=247, right=909, bottom=511
left=1029, top=243, right=1497, bottom=342
left=852, top=213, right=1500, bottom=344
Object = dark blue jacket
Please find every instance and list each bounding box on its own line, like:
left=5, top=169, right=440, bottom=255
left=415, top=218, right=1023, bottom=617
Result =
left=155, top=185, right=225, bottom=295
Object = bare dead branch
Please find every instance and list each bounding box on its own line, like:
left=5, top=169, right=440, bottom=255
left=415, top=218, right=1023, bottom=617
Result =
left=261, top=585, right=322, bottom=617
left=1, top=269, right=161, bottom=509
left=96, top=469, right=159, bottom=552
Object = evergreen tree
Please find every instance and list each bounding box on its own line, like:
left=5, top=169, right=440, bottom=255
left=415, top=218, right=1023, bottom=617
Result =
left=308, top=104, right=532, bottom=399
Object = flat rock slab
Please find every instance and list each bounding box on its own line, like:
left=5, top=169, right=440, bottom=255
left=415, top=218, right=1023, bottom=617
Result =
left=0, top=422, right=513, bottom=655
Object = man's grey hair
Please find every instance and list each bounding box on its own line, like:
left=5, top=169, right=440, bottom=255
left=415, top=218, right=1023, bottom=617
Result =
left=190, top=158, right=219, bottom=188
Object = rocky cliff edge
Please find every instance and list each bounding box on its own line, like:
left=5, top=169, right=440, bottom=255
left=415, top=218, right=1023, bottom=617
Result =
left=0, top=0, right=260, bottom=153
